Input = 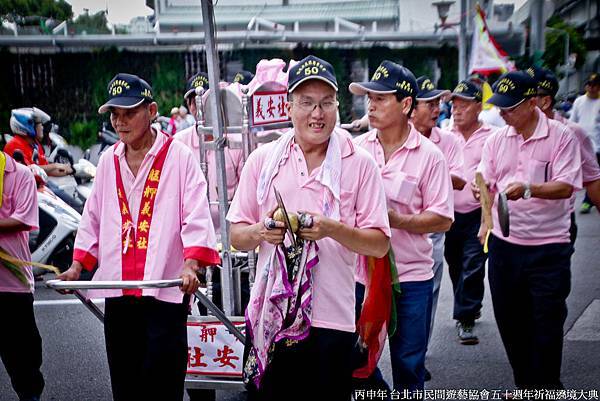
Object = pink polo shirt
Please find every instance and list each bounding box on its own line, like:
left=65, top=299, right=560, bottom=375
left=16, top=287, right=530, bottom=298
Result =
left=477, top=108, right=582, bottom=245
left=174, top=126, right=244, bottom=232
left=73, top=130, right=219, bottom=303
left=227, top=129, right=390, bottom=333
left=0, top=154, right=38, bottom=293
left=450, top=124, right=496, bottom=213
left=428, top=126, right=465, bottom=184
left=354, top=124, right=454, bottom=283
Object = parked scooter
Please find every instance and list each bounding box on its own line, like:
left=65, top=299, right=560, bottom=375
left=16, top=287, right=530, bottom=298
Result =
left=11, top=152, right=83, bottom=278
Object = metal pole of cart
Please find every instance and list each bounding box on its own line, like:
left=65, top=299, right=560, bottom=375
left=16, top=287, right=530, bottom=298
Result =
left=201, top=0, right=236, bottom=316
left=45, top=279, right=245, bottom=343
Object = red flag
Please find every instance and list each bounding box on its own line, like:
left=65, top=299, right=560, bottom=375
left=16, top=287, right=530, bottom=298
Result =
left=353, top=253, right=397, bottom=378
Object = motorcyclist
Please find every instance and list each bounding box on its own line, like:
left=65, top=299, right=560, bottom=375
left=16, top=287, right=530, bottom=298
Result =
left=5, top=108, right=73, bottom=177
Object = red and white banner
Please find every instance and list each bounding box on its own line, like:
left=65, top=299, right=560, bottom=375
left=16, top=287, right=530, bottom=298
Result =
left=468, top=4, right=515, bottom=75
left=186, top=319, right=245, bottom=377
left=251, top=91, right=289, bottom=126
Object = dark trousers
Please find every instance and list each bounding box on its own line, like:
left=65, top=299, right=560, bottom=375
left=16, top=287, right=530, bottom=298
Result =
left=444, top=208, right=487, bottom=322
left=0, top=292, right=44, bottom=401
left=488, top=235, right=572, bottom=390
left=104, top=296, right=189, bottom=401
left=582, top=152, right=600, bottom=206
left=247, top=327, right=356, bottom=401
left=569, top=212, right=577, bottom=247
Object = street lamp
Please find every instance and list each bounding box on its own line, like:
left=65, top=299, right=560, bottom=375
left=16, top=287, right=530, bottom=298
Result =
left=432, top=1, right=455, bottom=27
left=433, top=0, right=467, bottom=81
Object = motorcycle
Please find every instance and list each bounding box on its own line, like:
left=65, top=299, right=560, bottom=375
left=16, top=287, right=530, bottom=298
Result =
left=23, top=163, right=84, bottom=278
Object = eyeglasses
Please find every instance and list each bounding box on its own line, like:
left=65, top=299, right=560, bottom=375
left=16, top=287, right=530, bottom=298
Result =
left=291, top=99, right=338, bottom=112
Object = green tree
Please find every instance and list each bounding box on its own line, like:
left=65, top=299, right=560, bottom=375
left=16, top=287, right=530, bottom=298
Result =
left=70, top=10, right=110, bottom=34
left=543, top=18, right=587, bottom=73
left=0, top=0, right=72, bottom=21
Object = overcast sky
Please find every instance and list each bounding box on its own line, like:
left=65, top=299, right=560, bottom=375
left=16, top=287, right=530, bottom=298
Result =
left=66, top=0, right=529, bottom=25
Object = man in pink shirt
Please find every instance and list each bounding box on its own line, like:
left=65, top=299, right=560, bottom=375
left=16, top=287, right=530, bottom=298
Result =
left=412, top=76, right=465, bottom=363
left=527, top=66, right=600, bottom=245
left=444, top=79, right=496, bottom=345
left=351, top=61, right=453, bottom=392
left=476, top=71, right=581, bottom=391
left=227, top=55, right=390, bottom=401
left=0, top=151, right=44, bottom=401
left=58, top=73, right=220, bottom=401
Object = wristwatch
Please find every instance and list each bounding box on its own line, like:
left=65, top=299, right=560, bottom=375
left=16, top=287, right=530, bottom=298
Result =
left=523, top=183, right=532, bottom=199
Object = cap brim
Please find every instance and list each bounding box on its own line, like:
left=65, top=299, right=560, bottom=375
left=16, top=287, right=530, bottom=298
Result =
left=98, top=97, right=145, bottom=114
left=289, top=76, right=338, bottom=93
left=449, top=93, right=480, bottom=101
left=487, top=93, right=522, bottom=109
left=349, top=81, right=396, bottom=96
left=416, top=89, right=450, bottom=101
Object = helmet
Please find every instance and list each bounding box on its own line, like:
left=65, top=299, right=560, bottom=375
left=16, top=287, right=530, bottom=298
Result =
left=9, top=107, right=51, bottom=138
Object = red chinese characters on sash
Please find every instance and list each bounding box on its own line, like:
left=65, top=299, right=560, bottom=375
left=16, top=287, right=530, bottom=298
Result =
left=113, top=138, right=173, bottom=296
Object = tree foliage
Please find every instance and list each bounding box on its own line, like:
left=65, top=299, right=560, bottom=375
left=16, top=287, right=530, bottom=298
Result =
left=70, top=10, right=110, bottom=34
left=543, top=18, right=587, bottom=73
left=0, top=0, right=72, bottom=21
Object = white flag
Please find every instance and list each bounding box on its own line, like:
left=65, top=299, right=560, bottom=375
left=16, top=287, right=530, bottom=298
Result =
left=468, top=5, right=515, bottom=75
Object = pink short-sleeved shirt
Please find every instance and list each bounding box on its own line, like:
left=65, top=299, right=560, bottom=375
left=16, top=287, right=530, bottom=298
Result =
left=73, top=131, right=219, bottom=303
left=450, top=124, right=496, bottom=213
left=354, top=124, right=454, bottom=283
left=174, top=126, right=244, bottom=231
left=0, top=154, right=39, bottom=293
left=428, top=126, right=465, bottom=183
left=554, top=112, right=600, bottom=212
left=477, top=108, right=582, bottom=245
left=226, top=130, right=390, bottom=333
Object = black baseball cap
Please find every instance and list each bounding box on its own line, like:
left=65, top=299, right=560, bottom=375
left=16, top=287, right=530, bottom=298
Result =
left=585, top=72, right=600, bottom=86
left=526, top=66, right=559, bottom=97
left=349, top=60, right=417, bottom=98
left=98, top=73, right=154, bottom=114
left=488, top=71, right=537, bottom=109
left=288, top=55, right=338, bottom=92
left=416, top=76, right=449, bottom=100
left=233, top=70, right=255, bottom=85
left=449, top=79, right=483, bottom=102
left=184, top=72, right=210, bottom=100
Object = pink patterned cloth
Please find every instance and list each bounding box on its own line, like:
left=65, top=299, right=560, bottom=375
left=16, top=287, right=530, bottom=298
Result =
left=244, top=241, right=319, bottom=388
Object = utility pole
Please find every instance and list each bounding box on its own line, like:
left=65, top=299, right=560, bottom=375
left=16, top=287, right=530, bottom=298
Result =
left=459, top=0, right=467, bottom=81
left=529, top=0, right=545, bottom=57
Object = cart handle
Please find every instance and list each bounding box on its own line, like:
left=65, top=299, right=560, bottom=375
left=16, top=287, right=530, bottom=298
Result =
left=46, top=279, right=184, bottom=290
left=45, top=279, right=246, bottom=343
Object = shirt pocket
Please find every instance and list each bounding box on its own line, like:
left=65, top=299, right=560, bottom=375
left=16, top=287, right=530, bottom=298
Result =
left=529, top=158, right=550, bottom=184
left=340, top=189, right=357, bottom=227
left=391, top=172, right=418, bottom=205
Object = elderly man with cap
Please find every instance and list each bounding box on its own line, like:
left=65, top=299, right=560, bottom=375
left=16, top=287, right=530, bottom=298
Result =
left=570, top=72, right=600, bottom=213
left=474, top=71, right=581, bottom=391
left=57, top=73, right=220, bottom=400
left=528, top=66, right=600, bottom=244
left=444, top=79, right=496, bottom=345
left=351, top=61, right=454, bottom=392
left=227, top=55, right=390, bottom=401
left=412, top=76, right=465, bottom=357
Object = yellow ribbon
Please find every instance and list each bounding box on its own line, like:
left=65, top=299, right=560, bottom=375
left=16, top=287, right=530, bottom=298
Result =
left=0, top=249, right=61, bottom=275
left=483, top=230, right=491, bottom=254
left=0, top=151, right=6, bottom=208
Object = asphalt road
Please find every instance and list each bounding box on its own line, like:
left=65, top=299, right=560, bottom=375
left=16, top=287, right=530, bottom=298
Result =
left=1, top=205, right=599, bottom=401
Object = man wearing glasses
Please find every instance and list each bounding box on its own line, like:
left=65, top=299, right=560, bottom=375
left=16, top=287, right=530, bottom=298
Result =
left=227, top=55, right=390, bottom=401
left=351, top=61, right=454, bottom=392
left=474, top=71, right=581, bottom=391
